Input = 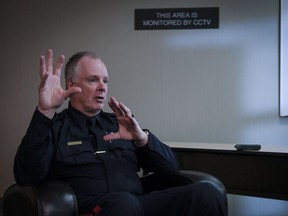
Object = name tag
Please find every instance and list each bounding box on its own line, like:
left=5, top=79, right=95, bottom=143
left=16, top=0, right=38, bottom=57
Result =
left=95, top=151, right=106, bottom=154
left=67, top=141, right=82, bottom=146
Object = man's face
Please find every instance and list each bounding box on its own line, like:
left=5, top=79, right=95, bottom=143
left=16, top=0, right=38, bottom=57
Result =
left=68, top=56, right=109, bottom=116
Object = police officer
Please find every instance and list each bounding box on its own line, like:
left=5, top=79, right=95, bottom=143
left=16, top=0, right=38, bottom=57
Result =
left=14, top=49, right=227, bottom=216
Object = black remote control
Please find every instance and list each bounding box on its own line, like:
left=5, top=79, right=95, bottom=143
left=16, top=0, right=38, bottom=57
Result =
left=234, top=144, right=261, bottom=151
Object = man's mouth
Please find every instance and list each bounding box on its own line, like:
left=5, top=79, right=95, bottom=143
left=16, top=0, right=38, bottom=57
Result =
left=95, top=96, right=105, bottom=102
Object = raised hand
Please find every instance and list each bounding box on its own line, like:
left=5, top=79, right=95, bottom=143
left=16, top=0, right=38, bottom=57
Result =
left=38, top=49, right=81, bottom=118
left=103, top=97, right=148, bottom=147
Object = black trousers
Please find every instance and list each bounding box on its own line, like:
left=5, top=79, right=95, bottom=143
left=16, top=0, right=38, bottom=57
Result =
left=80, top=182, right=227, bottom=216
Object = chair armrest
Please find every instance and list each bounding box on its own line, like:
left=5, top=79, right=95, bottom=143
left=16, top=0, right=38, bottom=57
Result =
left=3, top=180, right=78, bottom=216
left=178, top=170, right=227, bottom=198
left=140, top=170, right=227, bottom=204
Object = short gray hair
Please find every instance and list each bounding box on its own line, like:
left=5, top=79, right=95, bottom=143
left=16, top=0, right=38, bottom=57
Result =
left=64, top=51, right=100, bottom=82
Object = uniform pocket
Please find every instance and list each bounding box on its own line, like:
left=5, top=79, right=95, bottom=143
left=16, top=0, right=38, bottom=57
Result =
left=59, top=138, right=96, bottom=164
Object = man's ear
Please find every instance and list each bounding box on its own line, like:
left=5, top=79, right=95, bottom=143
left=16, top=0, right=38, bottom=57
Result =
left=66, top=80, right=73, bottom=89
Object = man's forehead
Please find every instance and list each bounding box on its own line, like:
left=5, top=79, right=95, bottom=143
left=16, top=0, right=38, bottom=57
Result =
left=77, top=57, right=108, bottom=77
left=79, top=56, right=103, bottom=66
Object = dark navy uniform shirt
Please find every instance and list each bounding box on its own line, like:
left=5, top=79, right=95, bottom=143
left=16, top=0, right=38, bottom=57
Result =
left=14, top=104, right=178, bottom=212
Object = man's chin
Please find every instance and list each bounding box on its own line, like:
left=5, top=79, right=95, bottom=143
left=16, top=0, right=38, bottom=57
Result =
left=85, top=105, right=104, bottom=115
left=84, top=109, right=100, bottom=116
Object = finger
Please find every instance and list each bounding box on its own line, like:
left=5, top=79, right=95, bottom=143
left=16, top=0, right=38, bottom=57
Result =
left=108, top=97, right=118, bottom=110
left=39, top=55, right=46, bottom=79
left=119, top=103, right=132, bottom=117
left=108, top=97, right=124, bottom=116
left=38, top=73, right=49, bottom=89
left=46, top=49, right=53, bottom=74
left=54, top=54, right=65, bottom=77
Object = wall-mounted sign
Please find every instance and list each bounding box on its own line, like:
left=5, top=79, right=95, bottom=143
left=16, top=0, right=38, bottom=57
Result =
left=135, top=7, right=219, bottom=30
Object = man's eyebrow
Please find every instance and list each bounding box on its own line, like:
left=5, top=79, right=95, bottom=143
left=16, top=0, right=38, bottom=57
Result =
left=86, top=75, right=109, bottom=79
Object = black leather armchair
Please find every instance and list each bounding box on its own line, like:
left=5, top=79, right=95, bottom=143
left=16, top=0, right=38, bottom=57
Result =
left=3, top=170, right=227, bottom=216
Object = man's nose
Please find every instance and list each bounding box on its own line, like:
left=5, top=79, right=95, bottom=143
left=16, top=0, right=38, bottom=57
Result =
left=98, top=81, right=107, bottom=91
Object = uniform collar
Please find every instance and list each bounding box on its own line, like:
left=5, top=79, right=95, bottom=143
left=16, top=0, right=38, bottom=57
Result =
left=68, top=103, right=104, bottom=129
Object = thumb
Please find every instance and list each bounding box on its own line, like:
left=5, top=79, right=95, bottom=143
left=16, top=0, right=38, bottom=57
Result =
left=103, top=132, right=121, bottom=141
left=63, top=87, right=82, bottom=99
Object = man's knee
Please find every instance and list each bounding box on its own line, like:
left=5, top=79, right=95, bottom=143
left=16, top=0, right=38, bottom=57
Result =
left=111, top=192, right=142, bottom=208
left=187, top=182, right=227, bottom=216
left=99, top=192, right=143, bottom=215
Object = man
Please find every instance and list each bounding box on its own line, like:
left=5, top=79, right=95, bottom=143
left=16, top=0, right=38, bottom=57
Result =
left=14, top=49, right=227, bottom=216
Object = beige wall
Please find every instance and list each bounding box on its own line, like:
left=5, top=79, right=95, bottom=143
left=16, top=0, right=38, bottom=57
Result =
left=1, top=0, right=287, bottom=214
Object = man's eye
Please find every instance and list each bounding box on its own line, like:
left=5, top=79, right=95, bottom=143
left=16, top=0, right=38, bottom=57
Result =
left=88, top=78, right=97, bottom=83
left=87, top=78, right=108, bottom=84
